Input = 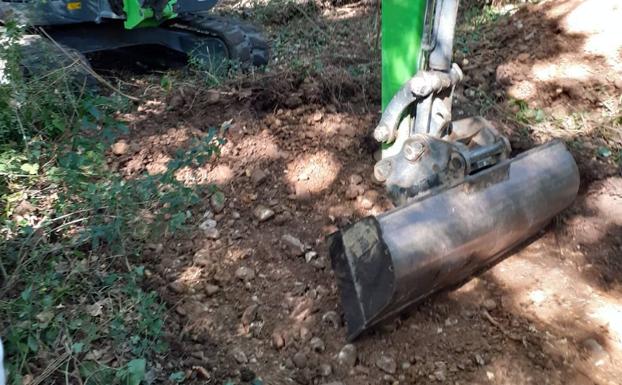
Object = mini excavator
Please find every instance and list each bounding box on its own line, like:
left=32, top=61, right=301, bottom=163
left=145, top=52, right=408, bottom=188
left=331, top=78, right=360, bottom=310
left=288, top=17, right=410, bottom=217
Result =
left=0, top=0, right=268, bottom=70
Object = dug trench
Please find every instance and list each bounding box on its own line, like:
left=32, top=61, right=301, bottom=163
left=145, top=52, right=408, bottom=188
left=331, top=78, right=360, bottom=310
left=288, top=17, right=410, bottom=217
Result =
left=103, top=0, right=621, bottom=384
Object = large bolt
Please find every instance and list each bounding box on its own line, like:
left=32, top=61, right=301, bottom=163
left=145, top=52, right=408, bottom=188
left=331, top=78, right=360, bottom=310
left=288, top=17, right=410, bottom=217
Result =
left=403, top=141, right=425, bottom=161
left=373, top=124, right=392, bottom=143
left=374, top=159, right=392, bottom=182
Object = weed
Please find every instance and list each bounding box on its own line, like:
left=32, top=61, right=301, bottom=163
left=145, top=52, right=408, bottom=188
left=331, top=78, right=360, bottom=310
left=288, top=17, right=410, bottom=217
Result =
left=456, top=4, right=511, bottom=55
left=510, top=99, right=545, bottom=124
left=0, top=20, right=224, bottom=384
left=189, top=54, right=244, bottom=87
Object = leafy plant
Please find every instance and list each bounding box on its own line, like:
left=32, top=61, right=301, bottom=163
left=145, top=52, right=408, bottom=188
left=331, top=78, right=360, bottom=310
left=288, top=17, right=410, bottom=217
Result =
left=510, top=99, right=545, bottom=124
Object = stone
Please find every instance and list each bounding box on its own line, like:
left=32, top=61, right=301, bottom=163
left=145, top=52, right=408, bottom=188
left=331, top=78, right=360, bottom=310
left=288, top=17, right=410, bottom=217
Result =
left=251, top=169, right=268, bottom=185
left=322, top=311, right=340, bottom=329
left=204, top=284, right=220, bottom=296
left=345, top=184, right=364, bottom=199
left=241, top=304, right=259, bottom=326
left=320, top=383, right=344, bottom=385
left=210, top=191, right=226, bottom=213
left=312, top=111, right=324, bottom=122
left=111, top=140, right=129, bottom=155
left=204, top=228, right=220, bottom=240
left=517, top=52, right=530, bottom=62
left=433, top=361, right=447, bottom=381
left=474, top=353, right=485, bottom=366
left=293, top=351, right=307, bottom=368
left=349, top=174, right=363, bottom=185
left=281, top=234, right=305, bottom=257
left=318, top=363, right=332, bottom=377
left=272, top=331, right=285, bottom=349
left=235, top=266, right=256, bottom=281
left=199, top=219, right=217, bottom=230
left=337, top=344, right=357, bottom=367
left=231, top=347, right=248, bottom=364
left=169, top=281, right=185, bottom=294
left=356, top=190, right=377, bottom=210
left=582, top=338, right=609, bottom=365
left=482, top=299, right=497, bottom=311
left=299, top=326, right=312, bottom=342
left=310, top=337, right=325, bottom=353
left=253, top=205, right=275, bottom=222
left=305, top=251, right=318, bottom=263
left=231, top=211, right=241, bottom=219
left=444, top=317, right=458, bottom=326
left=194, top=366, right=211, bottom=380
left=375, top=354, right=397, bottom=374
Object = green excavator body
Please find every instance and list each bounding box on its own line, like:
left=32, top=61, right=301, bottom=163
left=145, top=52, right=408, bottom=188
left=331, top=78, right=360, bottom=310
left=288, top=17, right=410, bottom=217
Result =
left=123, top=0, right=178, bottom=29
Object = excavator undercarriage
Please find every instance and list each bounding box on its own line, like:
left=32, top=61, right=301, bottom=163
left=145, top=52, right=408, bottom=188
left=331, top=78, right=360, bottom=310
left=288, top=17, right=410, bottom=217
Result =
left=0, top=0, right=269, bottom=74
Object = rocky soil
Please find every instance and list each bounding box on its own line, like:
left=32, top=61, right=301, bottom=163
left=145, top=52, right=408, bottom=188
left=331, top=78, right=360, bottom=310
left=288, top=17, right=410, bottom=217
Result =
left=107, top=0, right=621, bottom=384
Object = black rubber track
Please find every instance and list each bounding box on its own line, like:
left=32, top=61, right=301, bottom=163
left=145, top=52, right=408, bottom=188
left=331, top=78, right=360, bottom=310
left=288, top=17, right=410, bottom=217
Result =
left=174, top=13, right=269, bottom=67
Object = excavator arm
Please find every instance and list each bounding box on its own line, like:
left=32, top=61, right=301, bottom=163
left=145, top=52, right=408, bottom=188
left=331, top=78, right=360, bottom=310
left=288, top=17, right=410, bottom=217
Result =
left=329, top=0, right=580, bottom=340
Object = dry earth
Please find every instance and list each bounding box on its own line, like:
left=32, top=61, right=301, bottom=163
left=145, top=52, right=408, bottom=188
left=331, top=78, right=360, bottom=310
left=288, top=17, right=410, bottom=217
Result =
left=106, top=0, right=621, bottom=384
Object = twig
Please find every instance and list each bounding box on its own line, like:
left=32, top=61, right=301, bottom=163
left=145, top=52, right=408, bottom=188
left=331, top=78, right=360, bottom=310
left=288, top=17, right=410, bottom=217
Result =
left=31, top=352, right=71, bottom=385
left=52, top=216, right=90, bottom=233
left=481, top=309, right=522, bottom=341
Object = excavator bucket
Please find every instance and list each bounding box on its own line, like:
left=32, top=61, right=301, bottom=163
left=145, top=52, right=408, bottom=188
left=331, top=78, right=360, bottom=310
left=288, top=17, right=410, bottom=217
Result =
left=328, top=0, right=580, bottom=340
left=329, top=141, right=579, bottom=340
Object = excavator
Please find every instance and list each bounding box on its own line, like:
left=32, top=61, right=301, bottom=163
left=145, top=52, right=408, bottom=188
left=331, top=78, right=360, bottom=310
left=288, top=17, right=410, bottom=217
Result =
left=0, top=0, right=269, bottom=72
left=328, top=0, right=580, bottom=340
left=0, top=0, right=579, bottom=343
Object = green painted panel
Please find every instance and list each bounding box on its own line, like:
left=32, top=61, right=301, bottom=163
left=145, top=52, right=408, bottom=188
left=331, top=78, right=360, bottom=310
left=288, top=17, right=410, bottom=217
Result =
left=123, top=0, right=177, bottom=29
left=382, top=0, right=427, bottom=110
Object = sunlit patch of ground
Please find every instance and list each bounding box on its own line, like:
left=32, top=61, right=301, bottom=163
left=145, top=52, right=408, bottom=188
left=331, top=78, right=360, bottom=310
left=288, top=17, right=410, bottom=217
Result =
left=560, top=0, right=622, bottom=72
left=487, top=176, right=622, bottom=383
left=285, top=150, right=342, bottom=197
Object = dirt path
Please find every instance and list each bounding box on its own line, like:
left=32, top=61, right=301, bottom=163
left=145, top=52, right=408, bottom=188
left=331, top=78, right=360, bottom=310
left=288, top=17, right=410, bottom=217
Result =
left=110, top=0, right=621, bottom=384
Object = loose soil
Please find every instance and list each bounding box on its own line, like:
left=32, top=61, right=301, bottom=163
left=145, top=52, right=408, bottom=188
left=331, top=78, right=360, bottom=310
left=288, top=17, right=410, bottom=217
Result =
left=108, top=0, right=622, bottom=384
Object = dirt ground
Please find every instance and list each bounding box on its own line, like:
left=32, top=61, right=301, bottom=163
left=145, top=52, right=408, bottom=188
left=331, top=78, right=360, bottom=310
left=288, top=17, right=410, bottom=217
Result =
left=108, top=0, right=621, bottom=384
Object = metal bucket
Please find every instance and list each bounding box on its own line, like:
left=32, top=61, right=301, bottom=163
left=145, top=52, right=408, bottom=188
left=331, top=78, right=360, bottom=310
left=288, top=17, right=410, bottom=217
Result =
left=329, top=141, right=580, bottom=340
